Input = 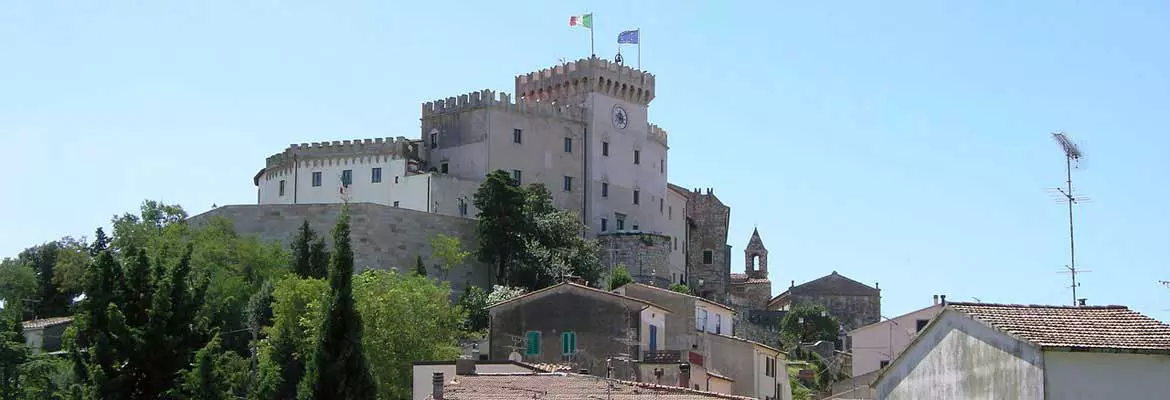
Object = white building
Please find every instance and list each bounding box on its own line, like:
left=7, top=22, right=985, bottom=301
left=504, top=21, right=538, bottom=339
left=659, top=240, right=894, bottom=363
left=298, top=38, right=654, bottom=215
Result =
left=848, top=298, right=944, bottom=377
left=874, top=302, right=1170, bottom=400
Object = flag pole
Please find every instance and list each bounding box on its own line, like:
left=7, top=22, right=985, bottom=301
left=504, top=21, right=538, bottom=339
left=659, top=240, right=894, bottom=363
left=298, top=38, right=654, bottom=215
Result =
left=637, top=28, right=641, bottom=70
left=590, top=14, right=595, bottom=57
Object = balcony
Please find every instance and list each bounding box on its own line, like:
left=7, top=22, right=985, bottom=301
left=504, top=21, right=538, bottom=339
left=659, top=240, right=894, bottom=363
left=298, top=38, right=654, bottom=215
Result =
left=641, top=350, right=683, bottom=364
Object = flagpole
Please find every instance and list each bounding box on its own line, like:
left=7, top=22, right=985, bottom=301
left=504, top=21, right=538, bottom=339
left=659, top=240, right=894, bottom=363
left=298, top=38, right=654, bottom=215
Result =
left=637, top=28, right=641, bottom=70
left=590, top=15, right=595, bottom=57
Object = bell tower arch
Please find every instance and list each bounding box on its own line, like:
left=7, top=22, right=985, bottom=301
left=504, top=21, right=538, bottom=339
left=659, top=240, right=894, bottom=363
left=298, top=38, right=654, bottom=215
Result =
left=744, top=228, right=768, bottom=280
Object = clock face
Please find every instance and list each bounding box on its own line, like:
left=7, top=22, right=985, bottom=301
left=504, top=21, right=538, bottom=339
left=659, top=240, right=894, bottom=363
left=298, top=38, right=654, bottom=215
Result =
left=612, top=105, right=629, bottom=130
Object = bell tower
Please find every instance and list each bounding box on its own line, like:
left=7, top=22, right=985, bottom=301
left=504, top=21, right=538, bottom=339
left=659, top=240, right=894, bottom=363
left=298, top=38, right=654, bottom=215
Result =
left=744, top=228, right=768, bottom=280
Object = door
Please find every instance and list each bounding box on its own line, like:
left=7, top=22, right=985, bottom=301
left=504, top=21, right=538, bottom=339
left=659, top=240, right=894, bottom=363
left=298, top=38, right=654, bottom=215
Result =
left=649, top=324, right=658, bottom=352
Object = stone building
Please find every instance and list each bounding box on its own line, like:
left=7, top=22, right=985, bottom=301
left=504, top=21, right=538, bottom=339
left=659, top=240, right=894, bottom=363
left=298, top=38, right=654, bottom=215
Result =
left=767, top=271, right=881, bottom=331
left=672, top=184, right=732, bottom=302
left=729, top=228, right=773, bottom=309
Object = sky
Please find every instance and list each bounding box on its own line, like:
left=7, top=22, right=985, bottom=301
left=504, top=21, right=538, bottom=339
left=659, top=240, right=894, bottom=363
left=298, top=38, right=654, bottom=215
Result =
left=2, top=1, right=1168, bottom=322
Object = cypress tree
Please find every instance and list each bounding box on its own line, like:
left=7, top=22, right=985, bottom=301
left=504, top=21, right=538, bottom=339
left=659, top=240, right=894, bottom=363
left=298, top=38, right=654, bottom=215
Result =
left=291, top=221, right=315, bottom=278
left=415, top=255, right=426, bottom=277
left=308, top=238, right=329, bottom=280
left=309, top=207, right=375, bottom=399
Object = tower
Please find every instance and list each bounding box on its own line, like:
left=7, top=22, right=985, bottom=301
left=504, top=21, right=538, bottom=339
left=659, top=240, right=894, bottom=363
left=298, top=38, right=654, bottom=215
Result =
left=744, top=228, right=768, bottom=280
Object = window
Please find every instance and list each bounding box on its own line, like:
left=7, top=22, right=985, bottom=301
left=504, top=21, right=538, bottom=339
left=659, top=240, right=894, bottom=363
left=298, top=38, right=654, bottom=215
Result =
left=561, top=331, right=577, bottom=355
left=633, top=190, right=640, bottom=204
left=563, top=176, right=572, bottom=192
left=615, top=213, right=626, bottom=231
left=278, top=180, right=286, bottom=196
left=660, top=159, right=664, bottom=174
left=564, top=137, right=572, bottom=153
left=601, top=182, right=608, bottom=197
left=394, top=176, right=399, bottom=184
left=916, top=319, right=929, bottom=332
left=668, top=206, right=672, bottom=219
left=312, top=171, right=322, bottom=187
left=430, top=132, right=438, bottom=149
left=526, top=331, right=541, bottom=356
left=765, top=357, right=775, bottom=377
left=633, top=150, right=640, bottom=164
left=512, top=170, right=522, bottom=185
left=703, top=250, right=713, bottom=265
left=440, top=163, right=449, bottom=174
left=659, top=198, right=664, bottom=213
left=393, top=201, right=400, bottom=207
left=632, top=222, right=639, bottom=230
left=880, top=360, right=890, bottom=369
left=513, top=129, right=523, bottom=143
left=341, top=169, right=352, bottom=186
left=697, top=309, right=708, bottom=331
left=602, top=141, right=609, bottom=156
left=371, top=167, right=382, bottom=183
left=715, top=314, right=722, bottom=335
left=674, top=237, right=678, bottom=250
left=649, top=325, right=658, bottom=351
left=601, top=218, right=608, bottom=232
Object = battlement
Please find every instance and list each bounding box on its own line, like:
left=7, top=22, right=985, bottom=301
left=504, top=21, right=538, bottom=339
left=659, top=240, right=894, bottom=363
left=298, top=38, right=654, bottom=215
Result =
left=265, top=137, right=417, bottom=168
left=647, top=123, right=668, bottom=146
left=514, top=56, right=656, bottom=105
left=420, top=89, right=586, bottom=121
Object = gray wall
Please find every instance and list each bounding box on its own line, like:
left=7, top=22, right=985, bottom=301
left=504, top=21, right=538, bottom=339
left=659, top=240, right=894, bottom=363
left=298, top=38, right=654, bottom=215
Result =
left=790, top=293, right=881, bottom=332
left=189, top=203, right=489, bottom=296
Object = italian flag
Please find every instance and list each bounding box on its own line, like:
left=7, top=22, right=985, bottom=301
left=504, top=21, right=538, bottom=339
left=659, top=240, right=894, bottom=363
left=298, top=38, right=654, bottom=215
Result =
left=569, top=14, right=592, bottom=29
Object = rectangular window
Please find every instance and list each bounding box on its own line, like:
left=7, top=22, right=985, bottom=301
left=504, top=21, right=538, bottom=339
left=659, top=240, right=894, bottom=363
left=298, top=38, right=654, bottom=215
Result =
left=312, top=171, right=322, bottom=187
left=430, top=132, right=438, bottom=149
left=674, top=237, right=678, bottom=250
left=601, top=218, right=607, bottom=232
left=649, top=325, right=658, bottom=352
left=615, top=213, right=626, bottom=231
left=561, top=331, right=577, bottom=356
left=513, top=128, right=523, bottom=143
left=660, top=159, right=664, bottom=174
left=659, top=198, right=664, bottom=213
left=441, top=163, right=449, bottom=174
left=916, top=319, right=929, bottom=332
left=341, top=169, right=352, bottom=186
left=633, top=190, right=640, bottom=205
left=668, top=206, right=672, bottom=219
left=715, top=314, right=722, bottom=335
left=563, top=137, right=572, bottom=153
left=601, top=182, right=608, bottom=197
left=602, top=141, right=609, bottom=156
left=512, top=170, right=522, bottom=185
left=880, top=360, right=890, bottom=369
left=563, top=176, right=572, bottom=192
left=526, top=331, right=541, bottom=356
left=278, top=180, right=286, bottom=196
left=703, top=250, right=713, bottom=265
left=633, top=150, right=640, bottom=164
left=697, top=309, right=708, bottom=331
left=393, top=201, right=400, bottom=207
left=371, top=167, right=382, bottom=183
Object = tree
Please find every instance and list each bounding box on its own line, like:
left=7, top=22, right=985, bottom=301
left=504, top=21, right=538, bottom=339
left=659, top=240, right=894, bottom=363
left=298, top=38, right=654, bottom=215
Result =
left=608, top=265, right=634, bottom=291
left=669, top=283, right=690, bottom=294
left=0, top=259, right=36, bottom=321
left=256, top=277, right=328, bottom=400
left=291, top=221, right=329, bottom=279
left=306, top=208, right=376, bottom=399
left=778, top=304, right=840, bottom=347
left=17, top=241, right=78, bottom=318
left=457, top=284, right=524, bottom=333
left=430, top=234, right=469, bottom=281
left=414, top=256, right=426, bottom=277
left=52, top=236, right=91, bottom=294
left=0, top=316, right=26, bottom=400
left=473, top=170, right=528, bottom=286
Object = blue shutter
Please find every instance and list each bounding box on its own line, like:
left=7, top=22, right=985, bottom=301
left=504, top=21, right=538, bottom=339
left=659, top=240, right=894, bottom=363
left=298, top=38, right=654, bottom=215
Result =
left=649, top=325, right=658, bottom=352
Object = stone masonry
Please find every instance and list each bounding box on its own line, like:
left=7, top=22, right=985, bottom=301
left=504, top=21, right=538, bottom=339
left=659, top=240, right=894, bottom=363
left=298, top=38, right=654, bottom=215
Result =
left=597, top=232, right=672, bottom=288
left=682, top=188, right=731, bottom=304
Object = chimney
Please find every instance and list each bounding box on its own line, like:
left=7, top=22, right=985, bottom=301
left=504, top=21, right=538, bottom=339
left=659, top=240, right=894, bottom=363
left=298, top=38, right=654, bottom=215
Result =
left=432, top=371, right=444, bottom=400
left=933, top=295, right=939, bottom=305
left=455, top=358, right=476, bottom=376
left=1077, top=298, right=1087, bottom=307
left=471, top=343, right=481, bottom=360
left=790, top=280, right=795, bottom=288
left=679, top=363, right=691, bottom=388
left=940, top=295, right=947, bottom=306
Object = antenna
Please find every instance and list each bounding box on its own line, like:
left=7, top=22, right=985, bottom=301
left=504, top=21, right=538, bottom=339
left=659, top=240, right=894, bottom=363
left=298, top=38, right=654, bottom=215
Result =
left=1051, top=132, right=1091, bottom=306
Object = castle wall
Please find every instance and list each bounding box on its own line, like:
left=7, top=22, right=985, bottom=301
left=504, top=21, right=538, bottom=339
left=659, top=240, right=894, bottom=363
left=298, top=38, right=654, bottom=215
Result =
left=188, top=203, right=489, bottom=296
left=587, top=91, right=670, bottom=239
left=597, top=232, right=672, bottom=289
left=260, top=147, right=415, bottom=207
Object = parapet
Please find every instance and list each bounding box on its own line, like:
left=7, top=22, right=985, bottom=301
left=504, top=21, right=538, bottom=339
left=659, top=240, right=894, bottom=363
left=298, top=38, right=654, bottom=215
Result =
left=264, top=137, right=418, bottom=168
left=420, top=88, right=586, bottom=122
left=514, top=56, right=656, bottom=105
left=647, top=123, right=668, bottom=147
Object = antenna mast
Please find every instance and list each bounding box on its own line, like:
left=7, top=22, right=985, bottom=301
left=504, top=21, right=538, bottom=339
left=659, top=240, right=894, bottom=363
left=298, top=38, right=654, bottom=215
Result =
left=1051, top=132, right=1090, bottom=306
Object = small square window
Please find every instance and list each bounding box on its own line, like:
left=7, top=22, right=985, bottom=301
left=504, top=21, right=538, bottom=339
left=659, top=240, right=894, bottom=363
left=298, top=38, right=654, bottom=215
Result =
left=602, top=141, right=609, bottom=156
left=633, top=150, right=640, bottom=164
left=341, top=169, right=352, bottom=186
left=703, top=250, right=713, bottom=265
left=312, top=172, right=322, bottom=187
left=512, top=170, right=522, bottom=185
left=393, top=201, right=400, bottom=207
left=278, top=180, right=286, bottom=196
left=563, top=176, right=572, bottom=192
left=564, top=137, right=572, bottom=153
left=513, top=129, right=523, bottom=143
left=601, top=182, right=608, bottom=197
left=371, top=167, right=382, bottom=183
left=880, top=360, right=890, bottom=369
left=633, top=190, right=640, bottom=205
left=441, top=163, right=449, bottom=174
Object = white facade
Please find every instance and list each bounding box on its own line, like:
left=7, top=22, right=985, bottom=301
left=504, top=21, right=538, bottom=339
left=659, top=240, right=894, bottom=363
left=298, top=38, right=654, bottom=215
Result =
left=754, top=345, right=791, bottom=400
left=695, top=302, right=734, bottom=336
left=259, top=154, right=410, bottom=206
left=848, top=303, right=942, bottom=377
left=585, top=91, right=671, bottom=237
left=639, top=306, right=669, bottom=353
left=666, top=186, right=689, bottom=283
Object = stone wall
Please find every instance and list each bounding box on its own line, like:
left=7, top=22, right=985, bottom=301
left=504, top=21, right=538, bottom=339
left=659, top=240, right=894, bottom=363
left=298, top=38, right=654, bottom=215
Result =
left=188, top=202, right=489, bottom=296
left=729, top=280, right=773, bottom=311
left=598, top=232, right=672, bottom=288
left=684, top=189, right=731, bottom=303
left=790, top=294, right=881, bottom=332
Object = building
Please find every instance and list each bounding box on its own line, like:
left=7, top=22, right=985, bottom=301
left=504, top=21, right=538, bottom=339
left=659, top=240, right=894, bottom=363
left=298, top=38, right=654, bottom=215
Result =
left=847, top=297, right=944, bottom=378
left=410, top=359, right=544, bottom=400
left=768, top=271, right=881, bottom=331
left=21, top=316, right=72, bottom=355
left=874, top=302, right=1170, bottom=400
left=729, top=228, right=773, bottom=309
left=420, top=361, right=759, bottom=400
left=486, top=281, right=670, bottom=379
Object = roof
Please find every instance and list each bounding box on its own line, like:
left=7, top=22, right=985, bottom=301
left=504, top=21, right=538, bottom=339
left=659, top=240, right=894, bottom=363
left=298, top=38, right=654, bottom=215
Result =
left=771, top=271, right=878, bottom=302
left=847, top=303, right=943, bottom=335
left=22, top=316, right=73, bottom=330
left=667, top=183, right=692, bottom=197
left=705, top=370, right=735, bottom=382
left=947, top=302, right=1170, bottom=352
left=489, top=282, right=672, bottom=314
left=252, top=168, right=265, bottom=186
left=618, top=283, right=736, bottom=314
left=729, top=273, right=770, bottom=284
left=708, top=332, right=783, bottom=354
left=427, top=372, right=757, bottom=399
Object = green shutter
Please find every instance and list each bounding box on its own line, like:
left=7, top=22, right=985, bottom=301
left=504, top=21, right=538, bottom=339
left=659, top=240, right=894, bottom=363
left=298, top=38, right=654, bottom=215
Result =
left=526, top=331, right=540, bottom=356
left=561, top=332, right=577, bottom=355
left=571, top=332, right=577, bottom=354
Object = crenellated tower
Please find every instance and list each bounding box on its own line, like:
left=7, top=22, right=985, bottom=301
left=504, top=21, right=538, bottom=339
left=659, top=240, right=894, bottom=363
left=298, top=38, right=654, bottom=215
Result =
left=514, top=56, right=656, bottom=106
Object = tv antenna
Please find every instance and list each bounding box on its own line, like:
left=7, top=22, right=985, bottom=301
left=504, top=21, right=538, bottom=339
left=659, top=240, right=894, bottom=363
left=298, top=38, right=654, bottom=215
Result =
left=1051, top=132, right=1091, bottom=306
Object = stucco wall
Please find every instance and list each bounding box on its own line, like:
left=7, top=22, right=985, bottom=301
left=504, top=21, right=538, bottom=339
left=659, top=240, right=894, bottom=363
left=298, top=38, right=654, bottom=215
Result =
left=666, top=188, right=688, bottom=283
left=261, top=156, right=409, bottom=206
left=188, top=203, right=488, bottom=296
left=850, top=304, right=942, bottom=377
left=877, top=310, right=1045, bottom=400
left=1043, top=351, right=1170, bottom=400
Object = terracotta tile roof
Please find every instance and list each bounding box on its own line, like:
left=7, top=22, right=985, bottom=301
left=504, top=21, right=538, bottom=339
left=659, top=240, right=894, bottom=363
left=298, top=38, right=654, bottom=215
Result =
left=526, top=362, right=575, bottom=373
left=729, top=273, right=748, bottom=281
left=619, top=283, right=736, bottom=313
left=428, top=372, right=758, bottom=399
left=22, top=316, right=73, bottom=330
left=489, top=282, right=673, bottom=314
left=948, top=302, right=1170, bottom=351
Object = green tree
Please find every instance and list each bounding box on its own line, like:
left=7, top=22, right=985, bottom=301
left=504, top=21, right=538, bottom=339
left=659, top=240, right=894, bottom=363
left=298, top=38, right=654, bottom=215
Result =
left=291, top=221, right=329, bottom=279
left=19, top=353, right=73, bottom=399
left=430, top=234, right=469, bottom=281
left=256, top=277, right=328, bottom=400
left=52, top=236, right=91, bottom=295
left=778, top=304, right=840, bottom=347
left=608, top=265, right=634, bottom=291
left=0, top=259, right=36, bottom=321
left=414, top=256, right=426, bottom=277
left=669, top=283, right=690, bottom=294
left=306, top=208, right=376, bottom=399
left=0, top=316, right=26, bottom=400
left=473, top=170, right=528, bottom=286
left=17, top=241, right=78, bottom=318
left=180, top=333, right=248, bottom=400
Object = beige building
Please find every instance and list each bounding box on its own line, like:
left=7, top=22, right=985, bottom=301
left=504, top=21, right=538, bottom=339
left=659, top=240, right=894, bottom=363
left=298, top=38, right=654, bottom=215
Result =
left=848, top=298, right=943, bottom=378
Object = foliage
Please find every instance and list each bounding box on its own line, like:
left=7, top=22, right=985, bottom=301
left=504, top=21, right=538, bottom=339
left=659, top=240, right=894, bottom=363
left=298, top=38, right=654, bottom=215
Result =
left=0, top=260, right=36, bottom=321
left=354, top=270, right=464, bottom=400
left=52, top=236, right=91, bottom=294
left=473, top=170, right=528, bottom=286
left=788, top=365, right=814, bottom=400
left=0, top=317, right=26, bottom=400
left=430, top=234, right=469, bottom=280
left=414, top=256, right=426, bottom=277
left=458, top=285, right=525, bottom=332
left=256, top=276, right=328, bottom=400
left=608, top=265, right=634, bottom=291
left=778, top=304, right=841, bottom=348
left=180, top=333, right=249, bottom=400
left=17, top=241, right=78, bottom=318
left=669, top=283, right=691, bottom=294
left=291, top=221, right=329, bottom=279
left=19, top=354, right=73, bottom=400
left=306, top=208, right=376, bottom=399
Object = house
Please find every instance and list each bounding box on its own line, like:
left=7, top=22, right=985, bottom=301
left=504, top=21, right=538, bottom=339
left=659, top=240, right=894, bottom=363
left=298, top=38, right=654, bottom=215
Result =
left=847, top=296, right=945, bottom=377
left=487, top=282, right=671, bottom=379
left=410, top=359, right=545, bottom=400
left=768, top=271, right=880, bottom=331
left=22, top=316, right=72, bottom=355
left=874, top=302, right=1170, bottom=400
left=421, top=359, right=759, bottom=399
left=615, top=283, right=792, bottom=400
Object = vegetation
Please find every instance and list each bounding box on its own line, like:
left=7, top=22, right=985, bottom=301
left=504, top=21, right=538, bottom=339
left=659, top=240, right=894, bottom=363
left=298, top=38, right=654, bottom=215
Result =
left=608, top=265, right=634, bottom=291
left=779, top=304, right=847, bottom=395
left=669, top=283, right=690, bottom=294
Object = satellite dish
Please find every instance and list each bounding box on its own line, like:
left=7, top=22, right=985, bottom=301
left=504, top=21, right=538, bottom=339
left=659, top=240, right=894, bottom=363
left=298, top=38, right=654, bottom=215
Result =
left=508, top=351, right=523, bottom=362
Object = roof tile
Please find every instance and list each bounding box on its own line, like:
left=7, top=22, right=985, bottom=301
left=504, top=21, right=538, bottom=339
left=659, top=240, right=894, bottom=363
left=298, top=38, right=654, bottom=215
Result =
left=429, top=373, right=757, bottom=399
left=948, top=302, right=1170, bottom=351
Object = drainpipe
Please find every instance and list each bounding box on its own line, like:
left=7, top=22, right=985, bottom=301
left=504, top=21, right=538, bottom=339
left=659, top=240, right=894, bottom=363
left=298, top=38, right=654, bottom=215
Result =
left=293, top=154, right=299, bottom=204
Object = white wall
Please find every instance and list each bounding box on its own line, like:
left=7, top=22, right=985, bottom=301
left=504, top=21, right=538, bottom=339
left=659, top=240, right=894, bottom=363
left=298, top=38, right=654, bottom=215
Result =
left=850, top=304, right=942, bottom=377
left=586, top=92, right=669, bottom=237
left=666, top=188, right=688, bottom=284
left=259, top=156, right=409, bottom=206
left=695, top=303, right=734, bottom=336
left=640, top=306, right=668, bottom=353
left=411, top=363, right=536, bottom=400
left=1044, top=351, right=1170, bottom=400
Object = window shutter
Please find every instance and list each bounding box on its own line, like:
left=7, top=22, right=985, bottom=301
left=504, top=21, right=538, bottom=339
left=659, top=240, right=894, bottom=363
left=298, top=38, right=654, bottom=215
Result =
left=526, top=331, right=540, bottom=355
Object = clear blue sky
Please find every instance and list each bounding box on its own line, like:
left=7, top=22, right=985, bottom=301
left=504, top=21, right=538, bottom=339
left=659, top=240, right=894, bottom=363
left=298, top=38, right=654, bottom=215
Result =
left=2, top=1, right=1168, bottom=321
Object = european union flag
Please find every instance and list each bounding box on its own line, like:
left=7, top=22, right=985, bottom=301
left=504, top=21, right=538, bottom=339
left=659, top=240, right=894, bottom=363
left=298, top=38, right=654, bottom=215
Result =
left=617, top=30, right=639, bottom=44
